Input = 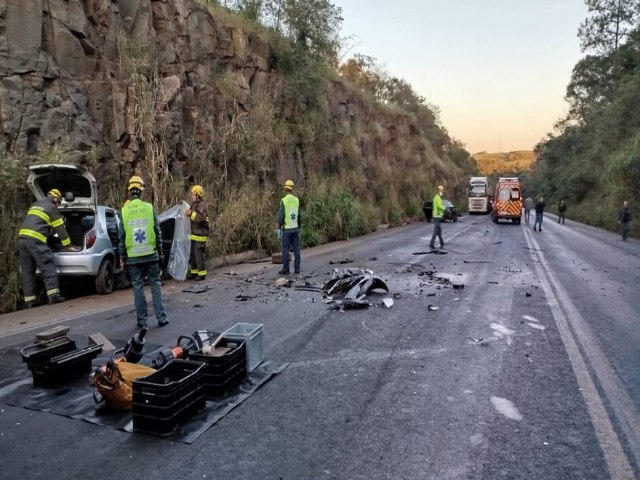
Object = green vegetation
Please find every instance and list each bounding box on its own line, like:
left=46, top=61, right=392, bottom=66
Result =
left=525, top=0, right=640, bottom=235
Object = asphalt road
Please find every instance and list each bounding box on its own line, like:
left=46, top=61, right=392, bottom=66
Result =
left=0, top=213, right=638, bottom=480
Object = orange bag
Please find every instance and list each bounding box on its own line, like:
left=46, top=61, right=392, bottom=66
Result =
left=93, top=361, right=156, bottom=410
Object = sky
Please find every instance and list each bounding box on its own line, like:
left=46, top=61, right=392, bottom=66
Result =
left=332, top=0, right=587, bottom=153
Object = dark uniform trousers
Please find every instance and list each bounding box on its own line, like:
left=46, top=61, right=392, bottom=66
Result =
left=18, top=238, right=60, bottom=301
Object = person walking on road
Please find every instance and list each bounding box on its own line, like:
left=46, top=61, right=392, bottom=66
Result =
left=118, top=176, right=168, bottom=328
left=618, top=201, right=632, bottom=241
left=524, top=196, right=534, bottom=225
left=429, top=185, right=446, bottom=249
left=18, top=188, right=73, bottom=308
left=558, top=200, right=567, bottom=224
left=186, top=185, right=209, bottom=281
left=278, top=180, right=301, bottom=275
left=533, top=197, right=545, bottom=231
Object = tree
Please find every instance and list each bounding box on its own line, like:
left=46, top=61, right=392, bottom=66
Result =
left=578, top=0, right=640, bottom=54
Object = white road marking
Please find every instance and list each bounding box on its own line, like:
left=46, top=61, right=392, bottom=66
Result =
left=490, top=396, right=523, bottom=421
left=523, top=314, right=539, bottom=323
left=523, top=225, right=636, bottom=479
left=526, top=323, right=546, bottom=331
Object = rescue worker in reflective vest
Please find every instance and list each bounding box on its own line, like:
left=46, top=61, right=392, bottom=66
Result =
left=18, top=188, right=72, bottom=307
left=186, top=185, right=209, bottom=281
left=429, top=185, right=445, bottom=249
left=277, top=179, right=301, bottom=275
left=118, top=176, right=168, bottom=328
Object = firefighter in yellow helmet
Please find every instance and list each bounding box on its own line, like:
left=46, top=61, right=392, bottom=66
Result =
left=429, top=185, right=445, bottom=250
left=118, top=176, right=168, bottom=327
left=18, top=188, right=72, bottom=308
left=277, top=179, right=301, bottom=274
left=185, top=184, right=209, bottom=281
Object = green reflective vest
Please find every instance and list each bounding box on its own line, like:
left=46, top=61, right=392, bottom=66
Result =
left=282, top=194, right=299, bottom=229
left=432, top=194, right=445, bottom=219
left=122, top=198, right=156, bottom=258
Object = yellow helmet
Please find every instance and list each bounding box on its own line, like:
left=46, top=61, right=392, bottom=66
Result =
left=191, top=185, right=204, bottom=197
left=127, top=176, right=145, bottom=191
left=48, top=189, right=62, bottom=201
left=437, top=185, right=444, bottom=192
left=284, top=179, right=294, bottom=191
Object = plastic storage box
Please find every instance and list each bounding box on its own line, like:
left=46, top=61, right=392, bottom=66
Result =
left=223, top=323, right=263, bottom=372
left=132, top=359, right=206, bottom=436
left=189, top=338, right=247, bottom=397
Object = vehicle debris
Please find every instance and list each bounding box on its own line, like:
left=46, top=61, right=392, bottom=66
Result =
left=235, top=294, right=256, bottom=301
left=274, top=278, right=294, bottom=287
left=427, top=305, right=439, bottom=311
left=382, top=298, right=394, bottom=308
left=329, top=258, right=354, bottom=265
left=323, top=268, right=390, bottom=310
left=182, top=284, right=212, bottom=293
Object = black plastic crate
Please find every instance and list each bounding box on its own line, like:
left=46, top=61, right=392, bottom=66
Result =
left=189, top=339, right=247, bottom=397
left=133, top=391, right=206, bottom=437
left=132, top=359, right=205, bottom=408
left=133, top=383, right=205, bottom=417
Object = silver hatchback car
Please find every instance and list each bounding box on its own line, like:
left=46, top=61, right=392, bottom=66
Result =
left=27, top=164, right=124, bottom=294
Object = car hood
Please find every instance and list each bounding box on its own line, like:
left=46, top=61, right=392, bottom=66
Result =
left=27, top=164, right=97, bottom=208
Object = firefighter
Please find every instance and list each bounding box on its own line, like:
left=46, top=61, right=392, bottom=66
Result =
left=118, top=176, right=168, bottom=328
left=277, top=179, right=301, bottom=275
left=186, top=185, right=209, bottom=281
left=18, top=188, right=72, bottom=307
left=429, top=185, right=445, bottom=249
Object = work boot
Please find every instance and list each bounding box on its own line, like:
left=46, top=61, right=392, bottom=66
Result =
left=294, top=269, right=300, bottom=274
left=195, top=275, right=206, bottom=282
left=278, top=269, right=290, bottom=275
left=24, top=301, right=36, bottom=310
left=158, top=319, right=169, bottom=327
left=48, top=294, right=66, bottom=305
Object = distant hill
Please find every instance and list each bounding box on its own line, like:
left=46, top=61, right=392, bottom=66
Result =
left=472, top=150, right=536, bottom=175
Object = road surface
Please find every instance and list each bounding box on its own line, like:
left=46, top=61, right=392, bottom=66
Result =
left=0, top=213, right=638, bottom=479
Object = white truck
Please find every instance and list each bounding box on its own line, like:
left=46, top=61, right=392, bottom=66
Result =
left=467, top=176, right=491, bottom=214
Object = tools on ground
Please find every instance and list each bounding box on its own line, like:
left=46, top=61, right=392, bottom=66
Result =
left=150, top=331, right=224, bottom=368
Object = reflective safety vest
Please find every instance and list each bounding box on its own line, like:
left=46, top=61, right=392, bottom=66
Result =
left=432, top=194, right=445, bottom=219
left=19, top=199, right=71, bottom=246
left=122, top=198, right=156, bottom=258
left=282, top=194, right=299, bottom=229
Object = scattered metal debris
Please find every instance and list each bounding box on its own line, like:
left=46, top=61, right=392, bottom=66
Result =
left=487, top=281, right=499, bottom=284
left=468, top=337, right=484, bottom=344
left=182, top=284, right=212, bottom=293
left=323, top=268, right=390, bottom=310
left=235, top=294, right=257, bottom=301
left=382, top=298, right=394, bottom=308
left=427, top=305, right=439, bottom=311
left=452, top=283, right=464, bottom=290
left=329, top=258, right=355, bottom=265
left=294, top=284, right=324, bottom=293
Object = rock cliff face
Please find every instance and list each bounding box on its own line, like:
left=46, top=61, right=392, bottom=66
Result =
left=0, top=0, right=431, bottom=195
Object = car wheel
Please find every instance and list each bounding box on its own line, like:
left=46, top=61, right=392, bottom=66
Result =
left=95, top=258, right=114, bottom=294
left=452, top=213, right=458, bottom=222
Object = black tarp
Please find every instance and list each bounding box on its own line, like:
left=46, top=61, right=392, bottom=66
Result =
left=0, top=341, right=287, bottom=444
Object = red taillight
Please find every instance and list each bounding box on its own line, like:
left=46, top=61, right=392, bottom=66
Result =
left=85, top=228, right=97, bottom=249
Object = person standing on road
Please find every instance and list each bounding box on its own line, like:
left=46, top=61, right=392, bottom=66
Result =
left=558, top=200, right=567, bottom=224
left=533, top=197, right=545, bottom=231
left=277, top=179, right=301, bottom=275
left=186, top=185, right=209, bottom=281
left=618, top=201, right=632, bottom=241
left=429, top=185, right=445, bottom=249
left=118, top=176, right=168, bottom=328
left=524, top=196, right=534, bottom=225
left=18, top=188, right=73, bottom=308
